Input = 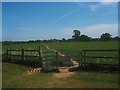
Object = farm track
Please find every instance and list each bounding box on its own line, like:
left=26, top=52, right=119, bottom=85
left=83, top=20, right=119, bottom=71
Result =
left=26, top=45, right=79, bottom=76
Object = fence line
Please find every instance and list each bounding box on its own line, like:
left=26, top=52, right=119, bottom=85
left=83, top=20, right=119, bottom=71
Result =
left=4, top=48, right=119, bottom=68
left=80, top=49, right=118, bottom=66
left=6, top=47, right=43, bottom=67
left=5, top=47, right=61, bottom=69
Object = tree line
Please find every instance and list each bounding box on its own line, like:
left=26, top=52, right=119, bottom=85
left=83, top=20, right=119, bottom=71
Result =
left=71, top=30, right=119, bottom=41
left=3, top=29, right=119, bottom=44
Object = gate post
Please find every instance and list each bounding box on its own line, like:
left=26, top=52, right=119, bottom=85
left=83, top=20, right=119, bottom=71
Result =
left=45, top=51, right=48, bottom=66
left=78, top=51, right=80, bottom=67
left=6, top=48, right=9, bottom=61
left=80, top=51, right=83, bottom=67
left=39, top=46, right=43, bottom=68
left=56, top=52, right=58, bottom=70
left=84, top=50, right=86, bottom=66
left=22, top=48, right=24, bottom=61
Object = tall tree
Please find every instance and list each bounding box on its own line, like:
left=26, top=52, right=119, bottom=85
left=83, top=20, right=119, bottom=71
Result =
left=100, top=33, right=111, bottom=41
left=72, top=30, right=81, bottom=41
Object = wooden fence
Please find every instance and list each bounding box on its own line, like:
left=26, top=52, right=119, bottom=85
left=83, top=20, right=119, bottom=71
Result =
left=4, top=48, right=119, bottom=68
left=4, top=48, right=75, bottom=68
left=6, top=47, right=43, bottom=67
left=80, top=49, right=119, bottom=66
left=4, top=47, right=62, bottom=68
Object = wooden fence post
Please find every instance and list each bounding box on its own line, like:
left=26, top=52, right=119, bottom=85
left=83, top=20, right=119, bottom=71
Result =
left=9, top=48, right=11, bottom=61
left=22, top=48, right=24, bottom=61
left=39, top=46, right=43, bottom=68
left=84, top=51, right=86, bottom=66
left=6, top=48, right=9, bottom=61
left=56, top=52, right=58, bottom=70
left=80, top=51, right=83, bottom=67
left=45, top=51, right=47, bottom=66
left=78, top=51, right=80, bottom=67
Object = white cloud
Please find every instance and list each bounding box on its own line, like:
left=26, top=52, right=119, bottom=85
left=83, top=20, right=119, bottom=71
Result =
left=80, top=24, right=118, bottom=38
left=89, top=1, right=117, bottom=11
left=50, top=23, right=118, bottom=39
left=100, top=0, right=119, bottom=2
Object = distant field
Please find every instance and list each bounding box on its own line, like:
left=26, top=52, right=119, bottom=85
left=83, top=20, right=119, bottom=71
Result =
left=46, top=41, right=118, bottom=51
left=2, top=41, right=118, bottom=53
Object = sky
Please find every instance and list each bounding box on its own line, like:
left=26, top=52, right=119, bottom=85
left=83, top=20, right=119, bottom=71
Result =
left=0, top=2, right=1, bottom=41
left=2, top=1, right=118, bottom=41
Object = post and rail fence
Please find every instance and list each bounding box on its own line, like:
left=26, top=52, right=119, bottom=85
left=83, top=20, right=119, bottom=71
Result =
left=5, top=47, right=43, bottom=67
left=3, top=47, right=119, bottom=69
left=80, top=49, right=119, bottom=67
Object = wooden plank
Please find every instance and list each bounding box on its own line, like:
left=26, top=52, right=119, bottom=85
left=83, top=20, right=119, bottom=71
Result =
left=7, top=50, right=22, bottom=51
left=24, top=50, right=39, bottom=52
left=24, top=55, right=39, bottom=58
left=10, top=55, right=22, bottom=57
left=82, top=50, right=118, bottom=52
left=84, top=62, right=118, bottom=65
left=82, top=56, right=118, bottom=59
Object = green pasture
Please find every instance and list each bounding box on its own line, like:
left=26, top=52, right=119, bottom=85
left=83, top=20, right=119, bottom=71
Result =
left=46, top=41, right=118, bottom=51
left=2, top=41, right=118, bottom=52
left=2, top=41, right=119, bottom=88
left=46, top=41, right=118, bottom=65
left=2, top=41, right=118, bottom=65
left=2, top=41, right=118, bottom=57
left=2, top=41, right=118, bottom=64
left=2, top=62, right=118, bottom=88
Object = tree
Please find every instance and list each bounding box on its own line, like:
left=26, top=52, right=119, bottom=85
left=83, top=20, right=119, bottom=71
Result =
left=79, top=34, right=92, bottom=41
left=62, top=38, right=66, bottom=42
left=100, top=33, right=111, bottom=41
left=72, top=30, right=81, bottom=41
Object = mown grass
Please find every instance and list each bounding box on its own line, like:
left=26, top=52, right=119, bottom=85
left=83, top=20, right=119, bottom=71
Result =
left=46, top=41, right=118, bottom=65
left=2, top=62, right=118, bottom=88
left=46, top=41, right=118, bottom=51
left=3, top=41, right=118, bottom=52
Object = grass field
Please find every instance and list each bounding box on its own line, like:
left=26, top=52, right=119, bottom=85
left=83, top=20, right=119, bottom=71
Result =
left=2, top=41, right=118, bottom=52
left=46, top=41, right=118, bottom=51
left=2, top=62, right=118, bottom=88
left=2, top=41, right=119, bottom=88
left=2, top=41, right=118, bottom=65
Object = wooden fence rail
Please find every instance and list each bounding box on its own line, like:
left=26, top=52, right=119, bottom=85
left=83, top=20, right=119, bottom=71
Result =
left=6, top=47, right=43, bottom=67
left=80, top=49, right=119, bottom=66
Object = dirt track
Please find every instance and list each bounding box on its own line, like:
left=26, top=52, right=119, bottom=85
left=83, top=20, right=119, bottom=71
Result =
left=27, top=45, right=79, bottom=77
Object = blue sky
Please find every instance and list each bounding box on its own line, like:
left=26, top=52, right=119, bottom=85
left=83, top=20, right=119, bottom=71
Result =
left=2, top=2, right=118, bottom=41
